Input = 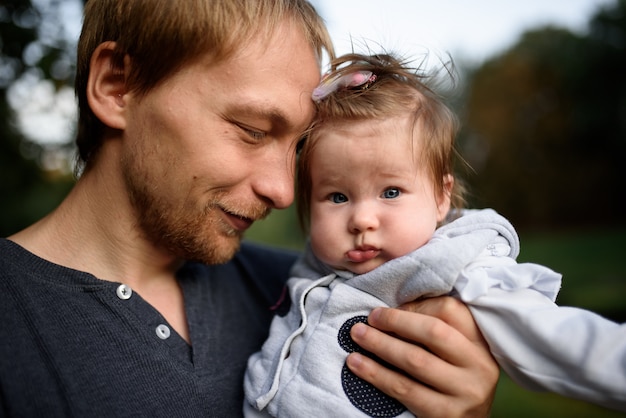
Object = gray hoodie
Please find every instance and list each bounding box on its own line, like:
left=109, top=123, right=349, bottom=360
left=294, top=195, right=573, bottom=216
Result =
left=246, top=209, right=622, bottom=417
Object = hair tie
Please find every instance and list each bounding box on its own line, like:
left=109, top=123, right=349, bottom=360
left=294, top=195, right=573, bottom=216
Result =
left=312, top=71, right=377, bottom=102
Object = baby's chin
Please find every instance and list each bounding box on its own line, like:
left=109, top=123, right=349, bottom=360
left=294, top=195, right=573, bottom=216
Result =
left=343, top=259, right=386, bottom=275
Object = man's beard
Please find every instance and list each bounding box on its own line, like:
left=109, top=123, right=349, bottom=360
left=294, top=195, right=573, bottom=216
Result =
left=121, top=156, right=269, bottom=265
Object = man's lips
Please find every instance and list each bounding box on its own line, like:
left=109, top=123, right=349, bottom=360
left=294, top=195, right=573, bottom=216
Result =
left=346, top=247, right=380, bottom=263
left=221, top=209, right=255, bottom=231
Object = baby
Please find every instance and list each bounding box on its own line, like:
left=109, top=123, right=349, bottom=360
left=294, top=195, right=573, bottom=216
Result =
left=244, top=52, right=625, bottom=417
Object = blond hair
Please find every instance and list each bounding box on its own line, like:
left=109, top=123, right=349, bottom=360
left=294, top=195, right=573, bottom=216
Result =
left=75, top=0, right=334, bottom=168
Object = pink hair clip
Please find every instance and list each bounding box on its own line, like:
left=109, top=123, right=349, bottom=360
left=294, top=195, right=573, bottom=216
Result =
left=312, top=70, right=377, bottom=102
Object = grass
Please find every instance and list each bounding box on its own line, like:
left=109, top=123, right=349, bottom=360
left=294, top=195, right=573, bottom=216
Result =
left=492, top=373, right=624, bottom=417
left=517, top=226, right=626, bottom=321
left=492, top=226, right=626, bottom=416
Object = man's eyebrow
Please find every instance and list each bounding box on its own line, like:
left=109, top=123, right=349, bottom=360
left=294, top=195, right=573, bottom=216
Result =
left=232, top=103, right=293, bottom=131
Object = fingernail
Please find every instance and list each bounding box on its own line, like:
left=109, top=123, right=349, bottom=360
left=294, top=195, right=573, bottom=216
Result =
left=351, top=322, right=366, bottom=338
left=346, top=352, right=363, bottom=368
left=369, top=307, right=382, bottom=322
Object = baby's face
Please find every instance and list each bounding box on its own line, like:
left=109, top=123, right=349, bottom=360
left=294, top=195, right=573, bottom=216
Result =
left=308, top=115, right=450, bottom=274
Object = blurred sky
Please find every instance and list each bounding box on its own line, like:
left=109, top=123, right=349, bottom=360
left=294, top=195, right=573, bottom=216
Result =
left=10, top=0, right=617, bottom=146
left=312, top=0, right=616, bottom=66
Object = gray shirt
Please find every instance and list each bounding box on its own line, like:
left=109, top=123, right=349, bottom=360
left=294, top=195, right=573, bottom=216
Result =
left=0, top=239, right=297, bottom=417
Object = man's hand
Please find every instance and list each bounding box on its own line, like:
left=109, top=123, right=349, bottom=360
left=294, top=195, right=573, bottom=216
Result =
left=347, top=296, right=499, bottom=418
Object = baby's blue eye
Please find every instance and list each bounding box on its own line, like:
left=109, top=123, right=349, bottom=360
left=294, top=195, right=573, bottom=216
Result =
left=382, top=188, right=400, bottom=199
left=330, top=193, right=348, bottom=204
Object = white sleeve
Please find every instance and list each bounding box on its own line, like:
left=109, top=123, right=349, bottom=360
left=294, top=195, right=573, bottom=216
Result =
left=455, top=259, right=626, bottom=412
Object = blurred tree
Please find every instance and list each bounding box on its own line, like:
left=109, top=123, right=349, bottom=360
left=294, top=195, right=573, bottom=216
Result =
left=459, top=0, right=626, bottom=229
left=0, top=0, right=77, bottom=236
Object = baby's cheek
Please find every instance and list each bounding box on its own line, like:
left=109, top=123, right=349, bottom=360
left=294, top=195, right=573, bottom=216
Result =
left=309, top=234, right=335, bottom=266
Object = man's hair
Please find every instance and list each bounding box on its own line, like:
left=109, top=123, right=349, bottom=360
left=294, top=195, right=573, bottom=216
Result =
left=297, top=52, right=466, bottom=231
left=74, top=0, right=334, bottom=169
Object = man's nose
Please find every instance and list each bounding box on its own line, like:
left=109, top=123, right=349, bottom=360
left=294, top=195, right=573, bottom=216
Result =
left=252, top=152, right=295, bottom=210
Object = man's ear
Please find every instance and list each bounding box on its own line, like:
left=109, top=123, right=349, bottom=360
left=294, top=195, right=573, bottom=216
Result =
left=436, top=174, right=454, bottom=222
left=86, top=41, right=128, bottom=130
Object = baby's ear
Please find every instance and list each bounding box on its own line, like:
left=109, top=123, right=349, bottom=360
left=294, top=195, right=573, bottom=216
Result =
left=86, top=41, right=128, bottom=130
left=436, top=174, right=454, bottom=222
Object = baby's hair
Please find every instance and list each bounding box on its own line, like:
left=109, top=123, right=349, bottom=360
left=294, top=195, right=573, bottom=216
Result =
left=297, top=52, right=467, bottom=232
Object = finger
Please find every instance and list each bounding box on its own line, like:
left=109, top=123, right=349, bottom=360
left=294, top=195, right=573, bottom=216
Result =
left=366, top=307, right=475, bottom=367
left=349, top=319, right=499, bottom=418
left=399, top=296, right=488, bottom=348
left=350, top=320, right=467, bottom=392
left=345, top=351, right=450, bottom=418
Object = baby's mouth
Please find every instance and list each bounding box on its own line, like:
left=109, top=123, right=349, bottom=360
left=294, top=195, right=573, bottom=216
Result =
left=346, top=246, right=380, bottom=263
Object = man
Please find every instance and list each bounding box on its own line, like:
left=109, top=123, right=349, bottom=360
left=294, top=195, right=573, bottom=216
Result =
left=0, top=0, right=498, bottom=416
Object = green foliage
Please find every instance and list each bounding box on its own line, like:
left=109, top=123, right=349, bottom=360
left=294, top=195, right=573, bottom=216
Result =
left=0, top=0, right=76, bottom=237
left=492, top=373, right=625, bottom=418
left=246, top=204, right=306, bottom=251
left=518, top=226, right=626, bottom=321
left=458, top=0, right=626, bottom=229
left=0, top=96, right=74, bottom=236
left=1, top=1, right=36, bottom=95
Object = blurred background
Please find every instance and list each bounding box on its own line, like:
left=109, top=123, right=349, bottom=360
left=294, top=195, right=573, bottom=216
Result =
left=1, top=0, right=624, bottom=416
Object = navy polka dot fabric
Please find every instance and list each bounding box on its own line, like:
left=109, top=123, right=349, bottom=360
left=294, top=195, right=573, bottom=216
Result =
left=337, top=316, right=408, bottom=417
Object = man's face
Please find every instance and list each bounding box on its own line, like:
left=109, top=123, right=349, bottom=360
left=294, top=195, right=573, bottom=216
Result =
left=120, top=21, right=320, bottom=264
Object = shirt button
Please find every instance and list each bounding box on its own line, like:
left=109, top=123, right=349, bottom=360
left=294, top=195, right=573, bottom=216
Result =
left=156, top=324, right=171, bottom=340
left=116, top=284, right=133, bottom=300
